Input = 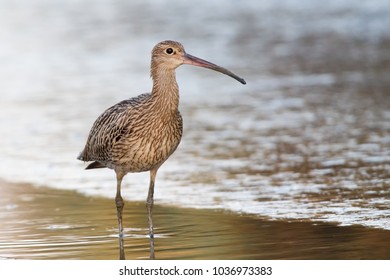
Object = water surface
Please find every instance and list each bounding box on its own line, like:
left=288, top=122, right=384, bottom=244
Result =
left=0, top=0, right=389, bottom=259
left=1, top=182, right=388, bottom=260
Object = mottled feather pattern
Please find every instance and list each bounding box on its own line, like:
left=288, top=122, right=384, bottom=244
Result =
left=78, top=92, right=183, bottom=173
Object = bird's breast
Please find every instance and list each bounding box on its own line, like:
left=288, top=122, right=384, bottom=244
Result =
left=112, top=112, right=183, bottom=173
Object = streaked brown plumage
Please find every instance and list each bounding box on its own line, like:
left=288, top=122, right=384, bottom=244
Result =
left=77, top=40, right=245, bottom=259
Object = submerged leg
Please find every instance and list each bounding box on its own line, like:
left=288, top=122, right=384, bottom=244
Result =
left=115, top=172, right=125, bottom=260
left=146, top=168, right=158, bottom=259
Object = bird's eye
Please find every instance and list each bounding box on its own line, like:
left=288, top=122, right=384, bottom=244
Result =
left=165, top=48, right=174, bottom=55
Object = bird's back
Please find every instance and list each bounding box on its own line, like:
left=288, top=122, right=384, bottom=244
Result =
left=78, top=93, right=183, bottom=173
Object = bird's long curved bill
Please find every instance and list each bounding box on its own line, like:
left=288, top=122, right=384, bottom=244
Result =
left=183, top=53, right=246, bottom=84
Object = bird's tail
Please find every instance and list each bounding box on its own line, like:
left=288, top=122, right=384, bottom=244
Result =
left=85, top=161, right=106, bottom=170
left=77, top=151, right=106, bottom=170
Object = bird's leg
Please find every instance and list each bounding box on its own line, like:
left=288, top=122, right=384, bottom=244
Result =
left=146, top=168, right=158, bottom=259
left=115, top=172, right=125, bottom=260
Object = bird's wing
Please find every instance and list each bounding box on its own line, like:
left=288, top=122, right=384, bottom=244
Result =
left=78, top=95, right=149, bottom=163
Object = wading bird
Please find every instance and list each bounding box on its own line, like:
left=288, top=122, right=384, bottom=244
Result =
left=78, top=40, right=246, bottom=259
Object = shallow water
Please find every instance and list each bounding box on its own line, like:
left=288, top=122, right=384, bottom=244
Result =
left=1, top=182, right=389, bottom=260
left=0, top=0, right=389, bottom=259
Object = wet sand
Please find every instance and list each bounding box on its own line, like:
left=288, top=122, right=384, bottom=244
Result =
left=0, top=180, right=388, bottom=260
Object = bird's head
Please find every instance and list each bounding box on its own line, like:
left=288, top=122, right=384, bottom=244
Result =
left=151, top=40, right=186, bottom=71
left=151, top=40, right=246, bottom=84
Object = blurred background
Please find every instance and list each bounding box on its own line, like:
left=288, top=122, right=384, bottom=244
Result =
left=0, top=0, right=389, bottom=259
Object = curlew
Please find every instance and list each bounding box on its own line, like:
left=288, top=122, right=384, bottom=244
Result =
left=77, top=40, right=246, bottom=259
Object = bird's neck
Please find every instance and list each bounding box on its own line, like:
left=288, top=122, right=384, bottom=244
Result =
left=151, top=69, right=180, bottom=113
